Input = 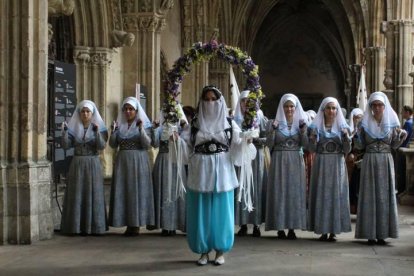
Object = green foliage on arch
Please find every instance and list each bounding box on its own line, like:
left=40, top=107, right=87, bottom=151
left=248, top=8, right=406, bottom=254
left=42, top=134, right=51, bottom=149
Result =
left=163, top=40, right=264, bottom=129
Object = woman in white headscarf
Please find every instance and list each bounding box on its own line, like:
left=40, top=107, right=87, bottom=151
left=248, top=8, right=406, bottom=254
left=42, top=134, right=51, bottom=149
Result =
left=346, top=108, right=364, bottom=214
left=355, top=92, right=407, bottom=245
left=60, top=100, right=108, bottom=235
left=265, top=93, right=309, bottom=239
left=308, top=97, right=352, bottom=241
left=150, top=104, right=188, bottom=236
left=108, top=97, right=154, bottom=236
left=185, top=85, right=242, bottom=266
left=234, top=90, right=268, bottom=237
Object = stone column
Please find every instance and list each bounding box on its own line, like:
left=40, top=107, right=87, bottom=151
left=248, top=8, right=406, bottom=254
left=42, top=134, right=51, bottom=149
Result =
left=382, top=20, right=414, bottom=109
left=381, top=21, right=396, bottom=105
left=347, top=64, right=360, bottom=109
left=122, top=1, right=173, bottom=119
left=0, top=0, right=53, bottom=244
left=409, top=57, right=414, bottom=103
left=364, top=46, right=386, bottom=92
left=73, top=46, right=113, bottom=176
left=395, top=20, right=414, bottom=109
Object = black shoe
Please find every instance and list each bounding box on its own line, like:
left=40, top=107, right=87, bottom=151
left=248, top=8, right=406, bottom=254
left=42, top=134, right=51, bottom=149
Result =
left=277, top=230, right=286, bottom=239
left=252, top=226, right=261, bottom=237
left=124, top=226, right=140, bottom=236
left=287, top=230, right=297, bottom=240
left=237, top=225, right=248, bottom=236
left=169, top=230, right=176, bottom=236
left=367, top=239, right=376, bottom=245
left=161, top=229, right=169, bottom=236
left=328, top=233, right=336, bottom=242
left=377, top=239, right=386, bottom=245
left=318, top=234, right=328, bottom=241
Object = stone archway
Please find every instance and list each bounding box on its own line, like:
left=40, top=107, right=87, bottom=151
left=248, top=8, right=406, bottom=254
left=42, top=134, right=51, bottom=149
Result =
left=243, top=0, right=366, bottom=117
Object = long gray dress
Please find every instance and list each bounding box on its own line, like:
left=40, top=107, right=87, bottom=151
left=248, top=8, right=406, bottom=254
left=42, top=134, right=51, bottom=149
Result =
left=265, top=123, right=308, bottom=231
left=151, top=127, right=186, bottom=231
left=308, top=133, right=352, bottom=234
left=108, top=128, right=155, bottom=227
left=60, top=129, right=108, bottom=235
left=355, top=128, right=403, bottom=240
left=235, top=116, right=268, bottom=226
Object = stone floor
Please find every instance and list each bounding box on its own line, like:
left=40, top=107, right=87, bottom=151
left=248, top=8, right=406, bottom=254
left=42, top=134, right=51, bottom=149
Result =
left=1, top=206, right=414, bottom=276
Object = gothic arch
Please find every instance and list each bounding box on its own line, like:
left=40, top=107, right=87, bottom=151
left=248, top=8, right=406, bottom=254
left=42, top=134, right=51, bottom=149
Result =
left=220, top=0, right=370, bottom=116
left=72, top=0, right=112, bottom=47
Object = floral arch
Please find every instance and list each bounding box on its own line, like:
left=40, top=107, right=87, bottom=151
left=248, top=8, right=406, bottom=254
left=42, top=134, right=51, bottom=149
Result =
left=162, top=40, right=264, bottom=129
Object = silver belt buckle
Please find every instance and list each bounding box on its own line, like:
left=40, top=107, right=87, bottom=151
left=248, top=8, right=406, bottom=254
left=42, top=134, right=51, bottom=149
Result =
left=208, top=143, right=217, bottom=152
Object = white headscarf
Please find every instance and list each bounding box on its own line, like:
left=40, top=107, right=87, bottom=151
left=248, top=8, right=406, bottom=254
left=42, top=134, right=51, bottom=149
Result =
left=67, top=100, right=107, bottom=142
left=233, top=90, right=250, bottom=127
left=310, top=97, right=349, bottom=139
left=306, top=110, right=317, bottom=122
left=116, top=97, right=151, bottom=139
left=176, top=104, right=188, bottom=126
left=361, top=91, right=400, bottom=138
left=348, top=108, right=364, bottom=133
left=275, top=93, right=309, bottom=136
left=195, top=86, right=230, bottom=145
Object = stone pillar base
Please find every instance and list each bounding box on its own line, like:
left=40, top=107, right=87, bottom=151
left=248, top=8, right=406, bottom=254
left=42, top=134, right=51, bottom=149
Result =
left=1, top=162, right=53, bottom=244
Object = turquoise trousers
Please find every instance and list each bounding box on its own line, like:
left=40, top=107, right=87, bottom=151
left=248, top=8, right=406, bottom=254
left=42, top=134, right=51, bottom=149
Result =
left=186, top=189, right=235, bottom=254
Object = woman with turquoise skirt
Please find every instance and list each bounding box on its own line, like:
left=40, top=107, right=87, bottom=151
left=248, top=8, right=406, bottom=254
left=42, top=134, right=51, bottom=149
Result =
left=184, top=85, right=242, bottom=266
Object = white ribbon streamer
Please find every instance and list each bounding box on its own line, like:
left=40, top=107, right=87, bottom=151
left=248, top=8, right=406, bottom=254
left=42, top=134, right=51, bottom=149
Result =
left=234, top=129, right=259, bottom=212
left=164, top=123, right=186, bottom=203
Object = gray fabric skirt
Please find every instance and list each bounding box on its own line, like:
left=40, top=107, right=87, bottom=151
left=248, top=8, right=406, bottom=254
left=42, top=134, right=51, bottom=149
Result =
left=152, top=152, right=186, bottom=231
left=355, top=153, right=398, bottom=239
left=265, top=150, right=307, bottom=231
left=109, top=150, right=155, bottom=227
left=308, top=154, right=351, bottom=234
left=61, top=155, right=107, bottom=234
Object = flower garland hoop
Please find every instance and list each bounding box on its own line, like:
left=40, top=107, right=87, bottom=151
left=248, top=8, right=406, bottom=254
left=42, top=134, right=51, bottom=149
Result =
left=163, top=40, right=264, bottom=129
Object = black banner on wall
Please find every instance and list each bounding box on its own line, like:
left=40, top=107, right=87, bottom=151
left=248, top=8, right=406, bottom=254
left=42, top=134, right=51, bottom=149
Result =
left=53, top=61, right=76, bottom=176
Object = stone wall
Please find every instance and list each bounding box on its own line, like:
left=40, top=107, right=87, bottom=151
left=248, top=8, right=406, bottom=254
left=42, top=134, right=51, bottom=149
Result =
left=0, top=0, right=53, bottom=244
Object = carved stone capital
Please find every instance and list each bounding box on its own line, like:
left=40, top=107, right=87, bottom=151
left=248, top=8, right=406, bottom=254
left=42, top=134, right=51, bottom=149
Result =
left=74, top=46, right=91, bottom=64
left=48, top=0, right=75, bottom=16
left=124, top=14, right=166, bottom=32
left=73, top=47, right=112, bottom=66
left=347, top=64, right=361, bottom=74
left=90, top=48, right=113, bottom=66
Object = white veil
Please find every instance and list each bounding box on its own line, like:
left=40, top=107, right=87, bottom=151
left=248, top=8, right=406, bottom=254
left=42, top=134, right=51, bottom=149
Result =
left=361, top=91, right=400, bottom=138
left=348, top=108, right=364, bottom=133
left=196, top=86, right=230, bottom=146
left=116, top=97, right=151, bottom=139
left=310, top=97, right=349, bottom=139
left=274, top=93, right=309, bottom=136
left=67, top=100, right=107, bottom=142
left=233, top=90, right=250, bottom=127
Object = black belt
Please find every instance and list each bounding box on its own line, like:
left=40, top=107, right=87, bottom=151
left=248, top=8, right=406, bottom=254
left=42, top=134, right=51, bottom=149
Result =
left=195, top=141, right=229, bottom=154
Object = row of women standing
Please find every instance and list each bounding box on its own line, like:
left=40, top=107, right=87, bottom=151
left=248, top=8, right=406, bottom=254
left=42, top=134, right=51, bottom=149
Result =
left=60, top=87, right=406, bottom=266
left=245, top=91, right=406, bottom=246
left=60, top=96, right=186, bottom=237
